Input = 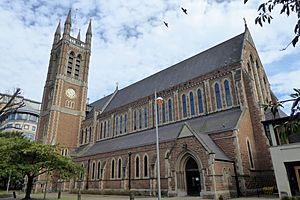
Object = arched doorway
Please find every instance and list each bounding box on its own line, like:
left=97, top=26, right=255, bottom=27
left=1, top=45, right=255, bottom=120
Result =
left=185, top=157, right=201, bottom=196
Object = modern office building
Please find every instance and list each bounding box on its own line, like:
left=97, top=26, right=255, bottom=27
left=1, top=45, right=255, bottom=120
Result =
left=0, top=93, right=41, bottom=140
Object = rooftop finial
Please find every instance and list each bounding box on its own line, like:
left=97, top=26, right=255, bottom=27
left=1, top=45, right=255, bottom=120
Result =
left=243, top=17, right=248, bottom=30
left=116, top=82, right=119, bottom=90
left=55, top=21, right=61, bottom=35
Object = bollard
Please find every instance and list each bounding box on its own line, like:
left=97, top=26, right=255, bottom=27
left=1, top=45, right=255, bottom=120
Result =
left=13, top=191, right=16, bottom=199
left=129, top=191, right=134, bottom=200
left=58, top=191, right=61, bottom=199
left=77, top=190, right=81, bottom=200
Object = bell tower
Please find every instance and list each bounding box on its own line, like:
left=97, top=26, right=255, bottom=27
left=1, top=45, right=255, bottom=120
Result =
left=36, top=10, right=92, bottom=152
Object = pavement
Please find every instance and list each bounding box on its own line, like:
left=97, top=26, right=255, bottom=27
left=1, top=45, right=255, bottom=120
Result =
left=0, top=192, right=280, bottom=200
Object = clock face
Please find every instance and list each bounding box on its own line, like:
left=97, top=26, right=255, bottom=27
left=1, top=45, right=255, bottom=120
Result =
left=66, top=88, right=76, bottom=99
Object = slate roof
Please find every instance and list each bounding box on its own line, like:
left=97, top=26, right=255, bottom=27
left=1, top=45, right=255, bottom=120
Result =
left=86, top=94, right=113, bottom=119
left=76, top=107, right=242, bottom=161
left=103, top=32, right=245, bottom=112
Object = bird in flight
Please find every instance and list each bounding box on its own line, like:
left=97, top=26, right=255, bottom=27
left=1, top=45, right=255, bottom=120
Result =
left=181, top=7, right=187, bottom=15
left=163, top=21, right=168, bottom=27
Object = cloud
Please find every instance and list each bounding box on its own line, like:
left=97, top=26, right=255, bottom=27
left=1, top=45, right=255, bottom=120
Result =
left=0, top=0, right=299, bottom=106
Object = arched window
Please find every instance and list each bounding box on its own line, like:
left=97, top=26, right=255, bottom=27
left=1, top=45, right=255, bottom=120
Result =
left=97, top=161, right=101, bottom=179
left=182, top=94, right=187, bottom=118
left=156, top=104, right=160, bottom=124
left=107, top=120, right=110, bottom=137
left=115, top=116, right=118, bottom=136
left=135, top=156, right=140, bottom=178
left=85, top=128, right=88, bottom=143
left=80, top=130, right=84, bottom=144
left=215, top=83, right=222, bottom=109
left=162, top=103, right=166, bottom=123
left=168, top=99, right=173, bottom=122
left=120, top=115, right=123, bottom=134
left=104, top=121, right=107, bottom=138
left=144, top=155, right=148, bottom=177
left=91, top=162, right=96, bottom=180
left=100, top=123, right=103, bottom=139
left=89, top=127, right=92, bottom=142
left=189, top=92, right=195, bottom=116
left=144, top=108, right=148, bottom=128
left=133, top=111, right=137, bottom=130
left=118, top=158, right=122, bottom=179
left=247, top=140, right=254, bottom=169
left=111, top=159, right=115, bottom=179
left=197, top=89, right=204, bottom=113
left=224, top=80, right=232, bottom=106
left=124, top=114, right=127, bottom=133
left=74, top=55, right=81, bottom=79
left=67, top=52, right=74, bottom=76
left=139, top=110, right=142, bottom=129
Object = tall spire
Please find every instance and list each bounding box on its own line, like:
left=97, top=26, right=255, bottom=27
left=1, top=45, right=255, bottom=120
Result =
left=77, top=29, right=81, bottom=40
left=86, top=19, right=92, bottom=36
left=63, top=9, right=72, bottom=37
left=53, top=21, right=61, bottom=44
left=85, top=19, right=92, bottom=48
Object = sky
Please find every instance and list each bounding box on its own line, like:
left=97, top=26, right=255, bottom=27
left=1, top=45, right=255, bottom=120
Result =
left=0, top=0, right=299, bottom=114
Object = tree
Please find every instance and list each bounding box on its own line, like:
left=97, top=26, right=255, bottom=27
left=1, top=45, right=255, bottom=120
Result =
left=245, top=0, right=300, bottom=48
left=0, top=131, right=82, bottom=200
left=262, top=88, right=300, bottom=141
left=0, top=88, right=25, bottom=121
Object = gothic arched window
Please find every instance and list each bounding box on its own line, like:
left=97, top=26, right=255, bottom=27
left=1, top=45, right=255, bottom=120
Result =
left=118, top=158, right=122, bottom=179
left=144, top=155, right=148, bottom=177
left=139, top=110, right=142, bottom=129
left=162, top=103, right=166, bottom=123
left=111, top=159, right=115, bottom=179
left=91, top=162, right=96, bottom=180
left=124, top=114, right=127, bottom=133
left=84, top=128, right=88, bottom=143
left=115, top=116, right=118, bottom=136
left=189, top=91, right=195, bottom=116
left=247, top=140, right=254, bottom=169
left=80, top=129, right=83, bottom=144
left=168, top=99, right=173, bottom=122
left=104, top=121, right=107, bottom=138
left=224, top=80, right=232, bottom=106
left=197, top=89, right=204, bottom=113
left=133, top=111, right=137, bottom=130
left=97, top=161, right=101, bottom=179
left=74, top=54, right=81, bottom=79
left=135, top=156, right=140, bottom=178
left=120, top=115, right=123, bottom=134
left=100, top=123, right=103, bottom=139
left=215, top=83, right=222, bottom=109
left=144, top=108, right=148, bottom=128
left=67, top=52, right=74, bottom=76
left=182, top=94, right=187, bottom=118
left=89, top=127, right=92, bottom=142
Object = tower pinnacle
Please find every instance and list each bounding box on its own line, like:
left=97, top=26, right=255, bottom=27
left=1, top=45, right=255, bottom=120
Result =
left=63, top=9, right=72, bottom=36
left=53, top=21, right=61, bottom=44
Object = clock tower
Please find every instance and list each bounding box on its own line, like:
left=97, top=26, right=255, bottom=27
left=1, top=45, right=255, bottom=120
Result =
left=36, top=10, right=92, bottom=152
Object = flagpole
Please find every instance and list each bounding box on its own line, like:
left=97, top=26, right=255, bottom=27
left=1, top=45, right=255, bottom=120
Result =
left=154, top=90, right=162, bottom=200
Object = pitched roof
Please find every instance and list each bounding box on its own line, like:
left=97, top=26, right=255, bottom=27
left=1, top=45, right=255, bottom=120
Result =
left=103, top=32, right=245, bottom=112
left=75, top=107, right=242, bottom=160
left=86, top=94, right=113, bottom=119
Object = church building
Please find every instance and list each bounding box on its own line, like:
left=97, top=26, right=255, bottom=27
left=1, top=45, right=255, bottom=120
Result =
left=37, top=11, right=277, bottom=199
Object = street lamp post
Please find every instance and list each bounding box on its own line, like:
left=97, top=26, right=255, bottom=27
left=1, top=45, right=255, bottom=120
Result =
left=154, top=91, right=163, bottom=200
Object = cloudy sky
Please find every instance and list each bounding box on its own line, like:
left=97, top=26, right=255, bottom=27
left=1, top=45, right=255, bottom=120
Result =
left=0, top=0, right=299, bottom=113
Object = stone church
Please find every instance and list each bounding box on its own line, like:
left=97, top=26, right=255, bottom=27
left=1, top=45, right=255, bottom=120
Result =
left=37, top=11, right=277, bottom=199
